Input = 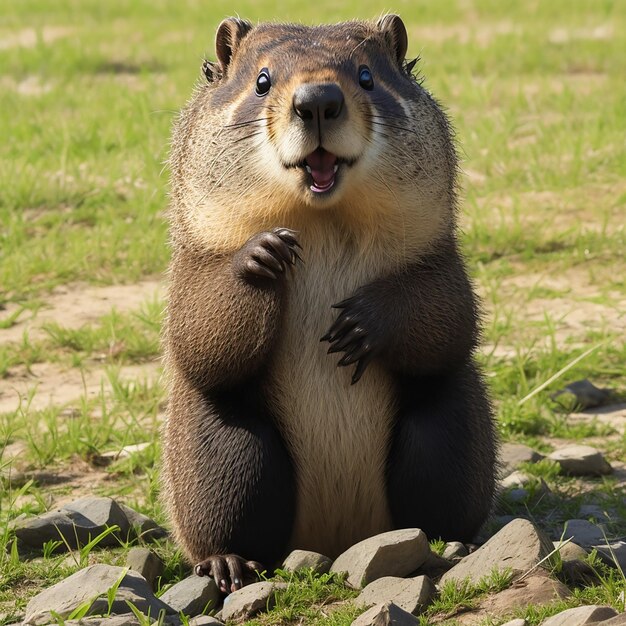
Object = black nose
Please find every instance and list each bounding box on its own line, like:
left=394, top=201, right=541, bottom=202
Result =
left=293, top=83, right=345, bottom=122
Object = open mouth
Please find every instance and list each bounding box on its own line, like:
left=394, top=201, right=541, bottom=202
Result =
left=304, top=147, right=339, bottom=194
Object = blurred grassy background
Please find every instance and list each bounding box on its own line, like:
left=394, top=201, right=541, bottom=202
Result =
left=1, top=0, right=624, bottom=297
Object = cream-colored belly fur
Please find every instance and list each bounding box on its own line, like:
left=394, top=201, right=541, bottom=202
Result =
left=267, top=224, right=397, bottom=557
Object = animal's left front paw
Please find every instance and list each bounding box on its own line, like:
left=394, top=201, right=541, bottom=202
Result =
left=321, top=294, right=385, bottom=384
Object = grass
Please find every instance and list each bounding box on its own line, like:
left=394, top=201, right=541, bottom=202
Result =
left=1, top=0, right=625, bottom=623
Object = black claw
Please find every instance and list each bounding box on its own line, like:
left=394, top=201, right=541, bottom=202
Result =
left=337, top=352, right=359, bottom=366
left=327, top=344, right=341, bottom=354
left=246, top=260, right=277, bottom=280
left=320, top=333, right=332, bottom=342
left=351, top=356, right=372, bottom=384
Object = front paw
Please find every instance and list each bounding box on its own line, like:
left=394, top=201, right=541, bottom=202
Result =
left=233, top=228, right=302, bottom=282
left=321, top=294, right=385, bottom=384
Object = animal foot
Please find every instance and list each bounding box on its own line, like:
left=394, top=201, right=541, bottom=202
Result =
left=194, top=553, right=264, bottom=594
left=234, top=228, right=302, bottom=281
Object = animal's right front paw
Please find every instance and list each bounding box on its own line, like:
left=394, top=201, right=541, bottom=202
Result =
left=233, top=228, right=302, bottom=281
left=194, top=554, right=264, bottom=594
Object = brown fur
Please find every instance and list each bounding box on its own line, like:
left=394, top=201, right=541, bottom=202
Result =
left=162, top=15, right=496, bottom=573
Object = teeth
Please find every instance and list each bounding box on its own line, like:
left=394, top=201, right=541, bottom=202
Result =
left=305, top=165, right=312, bottom=173
left=333, top=165, right=338, bottom=173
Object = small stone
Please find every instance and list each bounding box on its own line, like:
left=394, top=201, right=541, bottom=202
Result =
left=331, top=529, right=430, bottom=588
left=12, top=497, right=167, bottom=551
left=548, top=445, right=612, bottom=476
left=119, top=503, right=168, bottom=540
left=474, top=572, right=571, bottom=618
left=540, top=604, right=617, bottom=626
left=356, top=576, right=435, bottom=615
left=593, top=540, right=626, bottom=570
left=587, top=614, right=626, bottom=625
left=126, top=547, right=165, bottom=588
left=443, top=541, right=468, bottom=560
left=501, top=471, right=532, bottom=488
left=552, top=379, right=613, bottom=410
left=282, top=549, right=332, bottom=574
left=578, top=504, right=610, bottom=521
left=219, top=581, right=286, bottom=622
left=189, top=617, right=225, bottom=626
left=440, top=518, right=553, bottom=587
left=505, top=488, right=529, bottom=503
left=500, top=620, right=527, bottom=626
left=561, top=519, right=607, bottom=547
left=552, top=540, right=588, bottom=561
left=160, top=575, right=221, bottom=617
left=351, top=601, right=418, bottom=625
left=499, top=443, right=544, bottom=477
left=22, top=564, right=174, bottom=625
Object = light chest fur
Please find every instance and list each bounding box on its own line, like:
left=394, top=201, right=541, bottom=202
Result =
left=265, top=220, right=398, bottom=557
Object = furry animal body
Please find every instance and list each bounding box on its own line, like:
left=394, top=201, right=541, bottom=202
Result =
left=162, top=14, right=497, bottom=593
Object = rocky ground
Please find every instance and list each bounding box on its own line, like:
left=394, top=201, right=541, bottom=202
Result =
left=8, top=434, right=626, bottom=626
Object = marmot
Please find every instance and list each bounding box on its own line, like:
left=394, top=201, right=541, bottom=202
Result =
left=162, top=15, right=497, bottom=593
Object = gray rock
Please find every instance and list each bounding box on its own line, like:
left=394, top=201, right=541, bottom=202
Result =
left=219, top=581, right=286, bottom=622
left=443, top=541, right=468, bottom=560
left=578, top=504, right=610, bottom=520
left=160, top=575, right=221, bottom=617
left=12, top=497, right=167, bottom=551
left=552, top=379, right=613, bottom=410
left=331, top=529, right=430, bottom=589
left=189, top=617, right=225, bottom=626
left=22, top=564, right=174, bottom=625
left=282, top=549, right=332, bottom=574
left=439, top=518, right=553, bottom=587
left=501, top=471, right=533, bottom=489
left=548, top=445, right=612, bottom=476
left=500, top=620, right=527, bottom=626
left=552, top=540, right=588, bottom=561
left=500, top=472, right=551, bottom=503
left=356, top=575, right=435, bottom=615
left=119, top=503, right=168, bottom=540
left=540, top=604, right=617, bottom=626
left=587, top=613, right=626, bottom=625
left=351, top=601, right=418, bottom=625
left=475, top=571, right=571, bottom=618
left=593, top=540, right=626, bottom=570
left=126, top=548, right=164, bottom=589
left=499, top=443, right=544, bottom=476
left=561, top=519, right=607, bottom=546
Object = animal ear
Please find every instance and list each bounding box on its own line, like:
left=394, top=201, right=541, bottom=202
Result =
left=215, top=17, right=253, bottom=72
left=377, top=14, right=408, bottom=65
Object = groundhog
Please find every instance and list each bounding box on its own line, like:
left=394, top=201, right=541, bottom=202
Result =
left=162, top=14, right=497, bottom=593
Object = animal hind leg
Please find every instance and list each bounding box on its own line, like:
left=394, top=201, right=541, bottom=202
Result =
left=386, top=361, right=497, bottom=542
left=163, top=380, right=296, bottom=592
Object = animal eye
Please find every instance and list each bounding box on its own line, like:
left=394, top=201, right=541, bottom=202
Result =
left=358, top=65, right=374, bottom=90
left=256, top=68, right=271, bottom=96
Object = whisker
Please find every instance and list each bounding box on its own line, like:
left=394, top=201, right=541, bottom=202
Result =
left=223, top=117, right=269, bottom=129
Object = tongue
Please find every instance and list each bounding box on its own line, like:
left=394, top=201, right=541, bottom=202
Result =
left=306, top=148, right=337, bottom=191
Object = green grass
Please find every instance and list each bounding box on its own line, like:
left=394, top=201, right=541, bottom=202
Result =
left=1, top=0, right=626, bottom=623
